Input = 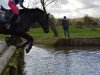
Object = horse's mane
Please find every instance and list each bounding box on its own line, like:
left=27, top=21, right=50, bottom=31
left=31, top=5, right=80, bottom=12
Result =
left=0, top=6, right=44, bottom=13
left=0, top=6, right=45, bottom=15
left=19, top=8, right=45, bottom=14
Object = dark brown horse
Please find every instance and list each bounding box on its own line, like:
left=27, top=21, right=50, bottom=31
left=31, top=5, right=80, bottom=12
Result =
left=0, top=7, right=49, bottom=53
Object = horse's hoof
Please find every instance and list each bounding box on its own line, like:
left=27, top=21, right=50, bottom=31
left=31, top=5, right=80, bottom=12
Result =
left=26, top=49, right=30, bottom=53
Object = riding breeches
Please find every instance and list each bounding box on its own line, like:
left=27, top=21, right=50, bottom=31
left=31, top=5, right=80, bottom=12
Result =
left=8, top=1, right=19, bottom=15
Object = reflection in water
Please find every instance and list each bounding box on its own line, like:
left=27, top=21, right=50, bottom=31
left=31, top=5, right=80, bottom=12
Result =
left=24, top=46, right=100, bottom=75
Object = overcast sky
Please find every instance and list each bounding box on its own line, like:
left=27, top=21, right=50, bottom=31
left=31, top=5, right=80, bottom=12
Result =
left=0, top=0, right=100, bottom=18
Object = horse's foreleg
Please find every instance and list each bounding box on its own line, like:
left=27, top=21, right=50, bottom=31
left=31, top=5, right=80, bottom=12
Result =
left=26, top=41, right=33, bottom=53
left=16, top=32, right=33, bottom=53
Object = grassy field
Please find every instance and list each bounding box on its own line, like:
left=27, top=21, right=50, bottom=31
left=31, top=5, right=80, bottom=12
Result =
left=0, top=25, right=100, bottom=45
left=28, top=25, right=100, bottom=45
left=28, top=25, right=100, bottom=38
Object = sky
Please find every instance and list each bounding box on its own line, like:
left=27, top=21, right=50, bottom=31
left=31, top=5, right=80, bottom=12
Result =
left=0, top=0, right=100, bottom=18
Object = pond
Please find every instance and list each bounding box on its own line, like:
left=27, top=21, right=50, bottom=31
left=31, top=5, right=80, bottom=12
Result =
left=24, top=46, right=100, bottom=75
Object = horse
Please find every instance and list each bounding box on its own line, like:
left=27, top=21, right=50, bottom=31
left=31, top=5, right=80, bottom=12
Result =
left=0, top=7, right=49, bottom=53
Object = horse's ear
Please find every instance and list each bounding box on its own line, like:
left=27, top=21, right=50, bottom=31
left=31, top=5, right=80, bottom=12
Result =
left=48, top=13, right=50, bottom=16
left=47, top=13, right=50, bottom=18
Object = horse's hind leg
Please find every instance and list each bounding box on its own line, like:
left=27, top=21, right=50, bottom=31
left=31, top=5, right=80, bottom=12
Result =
left=5, top=35, right=22, bottom=46
left=16, top=32, right=33, bottom=53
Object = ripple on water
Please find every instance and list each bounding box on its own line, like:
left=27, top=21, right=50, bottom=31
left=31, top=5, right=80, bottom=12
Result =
left=24, top=46, right=100, bottom=75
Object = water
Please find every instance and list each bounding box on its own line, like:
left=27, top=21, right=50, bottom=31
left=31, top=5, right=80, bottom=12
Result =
left=24, top=46, right=100, bottom=75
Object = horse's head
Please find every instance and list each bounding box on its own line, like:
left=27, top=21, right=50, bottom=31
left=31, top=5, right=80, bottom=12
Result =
left=19, top=8, right=50, bottom=33
left=33, top=8, right=49, bottom=33
left=22, top=8, right=49, bottom=33
left=39, top=13, right=49, bottom=33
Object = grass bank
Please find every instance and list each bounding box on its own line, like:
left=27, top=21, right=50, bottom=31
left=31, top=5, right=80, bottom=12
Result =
left=0, top=25, right=100, bottom=45
left=28, top=25, right=100, bottom=45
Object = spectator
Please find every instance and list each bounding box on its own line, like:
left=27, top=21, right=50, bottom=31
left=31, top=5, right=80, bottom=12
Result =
left=62, top=16, right=70, bottom=37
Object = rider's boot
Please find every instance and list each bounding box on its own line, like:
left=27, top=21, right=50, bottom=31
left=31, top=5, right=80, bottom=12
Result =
left=5, top=14, right=19, bottom=29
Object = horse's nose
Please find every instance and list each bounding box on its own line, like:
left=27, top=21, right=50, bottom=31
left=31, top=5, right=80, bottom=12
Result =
left=45, top=31, right=49, bottom=33
left=44, top=30, right=49, bottom=33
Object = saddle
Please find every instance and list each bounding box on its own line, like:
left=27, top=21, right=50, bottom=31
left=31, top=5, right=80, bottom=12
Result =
left=0, top=12, right=20, bottom=29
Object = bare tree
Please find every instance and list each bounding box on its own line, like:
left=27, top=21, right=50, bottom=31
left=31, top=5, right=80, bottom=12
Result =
left=40, top=0, right=57, bottom=8
left=31, top=0, right=57, bottom=13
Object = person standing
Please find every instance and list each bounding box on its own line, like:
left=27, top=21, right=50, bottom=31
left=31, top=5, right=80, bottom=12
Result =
left=62, top=16, right=70, bottom=37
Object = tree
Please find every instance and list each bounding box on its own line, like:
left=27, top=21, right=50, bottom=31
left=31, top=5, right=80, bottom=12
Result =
left=84, top=15, right=95, bottom=26
left=83, top=14, right=97, bottom=30
left=29, top=0, right=57, bottom=13
left=40, top=0, right=57, bottom=12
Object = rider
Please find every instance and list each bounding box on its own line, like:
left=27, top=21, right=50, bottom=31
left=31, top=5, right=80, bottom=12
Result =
left=5, top=0, right=25, bottom=29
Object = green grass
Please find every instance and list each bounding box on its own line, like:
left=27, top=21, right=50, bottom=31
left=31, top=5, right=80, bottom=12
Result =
left=0, top=25, right=100, bottom=45
left=56, top=26, right=100, bottom=37
left=27, top=25, right=100, bottom=45
left=0, top=34, right=6, bottom=40
left=28, top=25, right=100, bottom=38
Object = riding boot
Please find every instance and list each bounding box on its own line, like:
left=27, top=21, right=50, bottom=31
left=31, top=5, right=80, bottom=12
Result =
left=5, top=14, right=19, bottom=29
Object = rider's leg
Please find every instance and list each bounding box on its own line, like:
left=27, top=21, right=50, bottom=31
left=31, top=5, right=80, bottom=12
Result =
left=5, top=14, right=19, bottom=28
left=5, top=1, right=19, bottom=29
